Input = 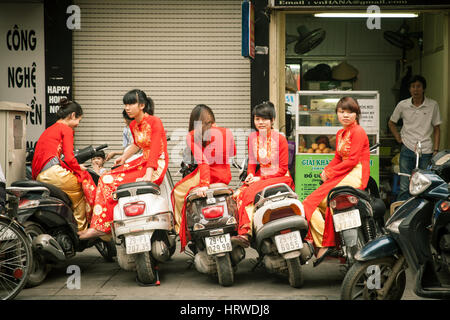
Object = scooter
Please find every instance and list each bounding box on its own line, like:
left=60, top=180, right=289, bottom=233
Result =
left=6, top=144, right=116, bottom=287
left=324, top=143, right=386, bottom=270
left=340, top=142, right=450, bottom=300
left=233, top=159, right=313, bottom=288
left=111, top=167, right=177, bottom=286
left=184, top=182, right=244, bottom=287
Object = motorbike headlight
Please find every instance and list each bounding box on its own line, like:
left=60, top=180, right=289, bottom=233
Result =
left=409, top=171, right=431, bottom=196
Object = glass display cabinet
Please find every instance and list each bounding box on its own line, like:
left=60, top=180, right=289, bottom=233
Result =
left=294, top=91, right=380, bottom=200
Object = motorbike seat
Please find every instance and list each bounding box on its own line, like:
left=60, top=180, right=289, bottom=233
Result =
left=254, top=184, right=293, bottom=205
left=115, top=181, right=160, bottom=199
left=11, top=180, right=72, bottom=207
left=327, top=185, right=371, bottom=204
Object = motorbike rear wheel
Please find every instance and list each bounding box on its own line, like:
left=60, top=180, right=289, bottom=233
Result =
left=215, top=253, right=234, bottom=287
left=341, top=257, right=406, bottom=300
left=23, top=221, right=51, bottom=288
left=135, top=251, right=156, bottom=284
left=0, top=219, right=33, bottom=300
left=286, top=256, right=304, bottom=288
left=94, top=239, right=117, bottom=262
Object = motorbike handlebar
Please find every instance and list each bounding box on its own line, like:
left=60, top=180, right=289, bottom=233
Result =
left=95, top=144, right=108, bottom=151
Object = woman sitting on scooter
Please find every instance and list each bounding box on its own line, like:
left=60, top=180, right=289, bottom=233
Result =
left=79, top=89, right=169, bottom=239
left=32, top=98, right=97, bottom=232
left=232, top=101, right=294, bottom=248
left=171, top=104, right=236, bottom=251
left=302, top=96, right=370, bottom=267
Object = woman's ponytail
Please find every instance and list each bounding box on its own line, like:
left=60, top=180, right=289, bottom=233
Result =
left=56, top=98, right=83, bottom=119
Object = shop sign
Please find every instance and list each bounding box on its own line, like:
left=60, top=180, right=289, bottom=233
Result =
left=242, top=1, right=255, bottom=59
left=295, top=154, right=379, bottom=200
left=270, top=0, right=450, bottom=8
left=0, top=3, right=46, bottom=149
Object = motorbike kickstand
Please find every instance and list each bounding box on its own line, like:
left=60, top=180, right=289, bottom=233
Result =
left=251, top=256, right=264, bottom=272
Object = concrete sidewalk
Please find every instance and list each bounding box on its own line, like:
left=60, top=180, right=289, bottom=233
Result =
left=16, top=242, right=427, bottom=301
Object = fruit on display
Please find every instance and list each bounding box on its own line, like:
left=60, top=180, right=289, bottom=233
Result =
left=298, top=143, right=334, bottom=154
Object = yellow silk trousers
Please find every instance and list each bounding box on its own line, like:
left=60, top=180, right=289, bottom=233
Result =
left=36, top=165, right=88, bottom=231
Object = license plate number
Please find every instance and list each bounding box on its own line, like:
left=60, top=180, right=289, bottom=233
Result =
left=333, top=209, right=362, bottom=232
left=205, top=234, right=232, bottom=255
left=0, top=226, right=17, bottom=241
left=274, top=231, right=303, bottom=254
left=125, top=234, right=151, bottom=254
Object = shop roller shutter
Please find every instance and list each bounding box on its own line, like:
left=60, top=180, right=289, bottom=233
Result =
left=73, top=0, right=251, bottom=184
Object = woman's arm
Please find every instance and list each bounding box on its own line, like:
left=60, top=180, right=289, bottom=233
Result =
left=61, top=126, right=83, bottom=173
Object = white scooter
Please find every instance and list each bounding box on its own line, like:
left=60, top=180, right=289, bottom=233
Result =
left=111, top=166, right=176, bottom=286
left=233, top=160, right=313, bottom=288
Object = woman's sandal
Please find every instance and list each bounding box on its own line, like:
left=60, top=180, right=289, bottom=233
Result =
left=313, top=247, right=336, bottom=267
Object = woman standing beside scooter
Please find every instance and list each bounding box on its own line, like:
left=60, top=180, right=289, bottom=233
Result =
left=171, top=104, right=236, bottom=251
left=302, top=97, right=370, bottom=267
left=233, top=101, right=295, bottom=247
left=79, top=89, right=169, bottom=239
left=32, top=98, right=96, bottom=232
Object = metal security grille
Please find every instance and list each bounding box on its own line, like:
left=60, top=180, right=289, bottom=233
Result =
left=72, top=0, right=251, bottom=184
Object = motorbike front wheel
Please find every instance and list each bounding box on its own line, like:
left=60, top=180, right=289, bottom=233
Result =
left=135, top=251, right=156, bottom=284
left=286, top=256, right=304, bottom=288
left=215, top=253, right=234, bottom=287
left=340, top=257, right=406, bottom=300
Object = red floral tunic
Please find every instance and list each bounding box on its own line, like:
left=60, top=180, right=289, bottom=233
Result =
left=31, top=122, right=96, bottom=217
left=302, top=122, right=370, bottom=247
left=90, top=114, right=169, bottom=233
left=233, top=130, right=294, bottom=236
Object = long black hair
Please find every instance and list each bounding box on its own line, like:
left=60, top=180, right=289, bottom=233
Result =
left=188, top=104, right=215, bottom=132
left=56, top=98, right=83, bottom=119
left=123, top=89, right=154, bottom=115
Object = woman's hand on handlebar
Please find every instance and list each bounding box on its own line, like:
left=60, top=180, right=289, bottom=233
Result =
left=320, top=171, right=328, bottom=182
left=80, top=164, right=88, bottom=171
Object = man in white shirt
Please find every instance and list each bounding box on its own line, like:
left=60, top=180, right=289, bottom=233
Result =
left=388, top=75, right=441, bottom=201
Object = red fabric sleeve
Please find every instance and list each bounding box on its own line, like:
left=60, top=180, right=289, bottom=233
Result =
left=324, top=126, right=367, bottom=181
left=261, top=132, right=289, bottom=180
left=187, top=131, right=210, bottom=187
left=61, top=125, right=82, bottom=175
left=247, top=132, right=257, bottom=176
left=146, top=116, right=165, bottom=170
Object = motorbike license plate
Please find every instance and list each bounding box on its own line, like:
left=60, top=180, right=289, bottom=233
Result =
left=333, top=209, right=362, bottom=232
left=205, top=234, right=232, bottom=255
left=274, top=231, right=303, bottom=254
left=125, top=234, right=151, bottom=254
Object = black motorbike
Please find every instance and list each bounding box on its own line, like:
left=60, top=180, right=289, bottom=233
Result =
left=184, top=184, right=244, bottom=287
left=7, top=144, right=116, bottom=287
left=325, top=143, right=386, bottom=269
left=341, top=143, right=450, bottom=300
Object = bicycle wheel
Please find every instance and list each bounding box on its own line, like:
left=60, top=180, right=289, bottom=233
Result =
left=0, top=218, right=33, bottom=300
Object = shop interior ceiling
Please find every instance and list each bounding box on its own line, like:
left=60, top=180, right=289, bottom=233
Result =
left=285, top=15, right=425, bottom=134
